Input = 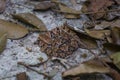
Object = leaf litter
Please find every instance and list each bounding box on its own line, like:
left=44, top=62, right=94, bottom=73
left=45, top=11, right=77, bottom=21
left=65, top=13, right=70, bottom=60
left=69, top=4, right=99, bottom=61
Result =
left=1, top=0, right=120, bottom=80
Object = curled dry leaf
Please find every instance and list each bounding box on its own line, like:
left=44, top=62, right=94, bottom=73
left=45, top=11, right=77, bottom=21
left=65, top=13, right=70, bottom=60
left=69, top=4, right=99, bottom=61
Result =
left=62, top=60, right=110, bottom=77
left=0, top=32, right=7, bottom=54
left=0, top=0, right=6, bottom=13
left=85, top=29, right=111, bottom=40
left=34, top=1, right=55, bottom=11
left=0, top=19, right=28, bottom=39
left=12, top=13, right=47, bottom=31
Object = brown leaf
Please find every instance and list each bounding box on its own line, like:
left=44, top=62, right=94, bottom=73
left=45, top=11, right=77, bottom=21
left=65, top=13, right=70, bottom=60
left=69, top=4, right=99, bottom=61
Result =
left=111, top=27, right=120, bottom=45
left=0, top=32, right=7, bottom=54
left=17, top=72, right=28, bottom=80
left=109, top=69, right=120, bottom=80
left=64, top=13, right=80, bottom=19
left=12, top=13, right=47, bottom=31
left=33, top=1, right=55, bottom=11
left=85, top=29, right=111, bottom=40
left=63, top=25, right=98, bottom=49
left=82, top=0, right=114, bottom=19
left=62, top=60, right=110, bottom=77
left=58, top=3, right=81, bottom=14
left=0, top=19, right=28, bottom=39
left=0, top=0, right=6, bottom=13
left=95, top=20, right=120, bottom=30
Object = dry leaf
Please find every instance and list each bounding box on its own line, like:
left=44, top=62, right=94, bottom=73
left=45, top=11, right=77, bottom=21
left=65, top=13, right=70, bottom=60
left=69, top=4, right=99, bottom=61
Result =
left=58, top=3, right=81, bottom=14
left=95, top=21, right=111, bottom=30
left=0, top=0, right=6, bottom=13
left=12, top=13, right=47, bottom=31
left=62, top=60, right=110, bottom=77
left=0, top=19, right=28, bottom=39
left=85, top=29, right=111, bottom=40
left=110, top=52, right=120, bottom=70
left=0, top=32, right=7, bottom=53
left=72, top=29, right=97, bottom=49
left=111, top=20, right=120, bottom=28
left=34, top=1, right=55, bottom=11
left=109, top=69, right=120, bottom=80
left=95, top=20, right=120, bottom=30
left=82, top=0, right=114, bottom=19
left=17, top=72, right=28, bottom=80
left=111, top=27, right=120, bottom=45
left=64, top=13, right=80, bottom=19
left=63, top=26, right=98, bottom=49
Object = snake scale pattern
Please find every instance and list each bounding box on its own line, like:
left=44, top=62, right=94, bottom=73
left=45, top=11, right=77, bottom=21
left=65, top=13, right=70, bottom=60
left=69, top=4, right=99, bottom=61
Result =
left=38, top=24, right=81, bottom=58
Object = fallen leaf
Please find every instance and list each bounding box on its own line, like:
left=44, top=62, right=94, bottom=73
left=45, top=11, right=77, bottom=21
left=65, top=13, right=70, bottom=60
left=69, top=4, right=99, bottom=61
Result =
left=82, top=0, right=114, bottom=19
left=62, top=60, right=110, bottom=77
left=85, top=29, right=111, bottom=40
left=109, top=69, right=120, bottom=80
left=103, top=43, right=120, bottom=54
left=111, top=20, right=120, bottom=28
left=17, top=72, right=28, bottom=80
left=95, top=20, right=120, bottom=30
left=110, top=52, right=120, bottom=70
left=0, top=0, right=6, bottom=13
left=58, top=3, right=81, bottom=14
left=33, top=1, right=55, bottom=11
left=64, top=25, right=98, bottom=49
left=0, top=19, right=28, bottom=39
left=111, top=27, right=120, bottom=45
left=12, top=13, right=47, bottom=31
left=0, top=32, right=7, bottom=53
left=95, top=21, right=111, bottom=30
left=64, top=13, right=80, bottom=19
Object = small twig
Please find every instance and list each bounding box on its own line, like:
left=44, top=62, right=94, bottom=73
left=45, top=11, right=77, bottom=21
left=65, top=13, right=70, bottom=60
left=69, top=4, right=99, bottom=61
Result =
left=29, top=58, right=49, bottom=67
left=18, top=62, right=50, bottom=78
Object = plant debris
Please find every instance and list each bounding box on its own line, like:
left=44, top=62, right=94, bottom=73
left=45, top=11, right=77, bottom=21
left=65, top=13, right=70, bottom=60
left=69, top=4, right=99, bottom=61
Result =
left=0, top=32, right=7, bottom=54
left=0, top=0, right=6, bottom=13
left=12, top=13, right=47, bottom=31
left=62, top=60, right=110, bottom=77
left=0, top=19, right=28, bottom=39
left=33, top=1, right=55, bottom=11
